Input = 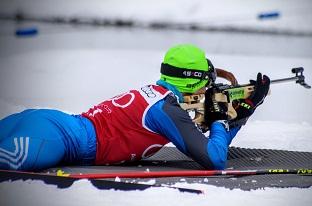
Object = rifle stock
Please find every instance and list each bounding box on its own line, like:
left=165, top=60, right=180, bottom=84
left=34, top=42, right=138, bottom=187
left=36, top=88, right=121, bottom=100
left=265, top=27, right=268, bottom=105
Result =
left=180, top=94, right=205, bottom=124
left=214, top=85, right=255, bottom=119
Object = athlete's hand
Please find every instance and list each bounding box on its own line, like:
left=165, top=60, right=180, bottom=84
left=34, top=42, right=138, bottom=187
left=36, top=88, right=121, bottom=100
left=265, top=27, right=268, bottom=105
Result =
left=204, top=88, right=228, bottom=128
left=249, top=73, right=270, bottom=107
left=230, top=73, right=270, bottom=127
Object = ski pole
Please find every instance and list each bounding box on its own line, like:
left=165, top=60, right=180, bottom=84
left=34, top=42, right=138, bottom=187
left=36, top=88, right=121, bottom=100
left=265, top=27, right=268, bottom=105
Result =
left=0, top=169, right=204, bottom=194
left=61, top=168, right=312, bottom=179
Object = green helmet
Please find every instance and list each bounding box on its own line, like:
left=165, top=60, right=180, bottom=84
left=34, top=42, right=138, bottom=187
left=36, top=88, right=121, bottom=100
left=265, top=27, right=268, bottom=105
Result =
left=160, top=44, right=214, bottom=93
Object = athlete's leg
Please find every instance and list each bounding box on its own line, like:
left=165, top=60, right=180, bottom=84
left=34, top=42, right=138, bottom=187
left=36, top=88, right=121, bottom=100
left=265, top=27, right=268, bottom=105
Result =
left=0, top=109, right=96, bottom=171
left=0, top=109, right=66, bottom=170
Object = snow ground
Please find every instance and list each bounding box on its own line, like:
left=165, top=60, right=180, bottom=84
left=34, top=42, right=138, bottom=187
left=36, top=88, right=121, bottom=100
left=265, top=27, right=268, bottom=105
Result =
left=0, top=0, right=312, bottom=206
left=1, top=179, right=312, bottom=206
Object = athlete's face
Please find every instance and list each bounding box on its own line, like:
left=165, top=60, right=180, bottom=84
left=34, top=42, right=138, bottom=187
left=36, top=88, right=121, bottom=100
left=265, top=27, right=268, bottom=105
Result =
left=182, top=86, right=206, bottom=96
left=192, top=86, right=206, bottom=95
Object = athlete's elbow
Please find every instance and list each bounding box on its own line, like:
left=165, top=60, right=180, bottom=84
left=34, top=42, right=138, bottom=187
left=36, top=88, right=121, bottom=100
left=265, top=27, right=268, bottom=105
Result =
left=211, top=156, right=226, bottom=170
left=207, top=144, right=228, bottom=170
left=200, top=154, right=226, bottom=170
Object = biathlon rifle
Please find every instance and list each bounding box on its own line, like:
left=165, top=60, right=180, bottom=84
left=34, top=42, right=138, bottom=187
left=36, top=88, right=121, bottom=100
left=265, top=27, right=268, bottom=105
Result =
left=180, top=67, right=311, bottom=130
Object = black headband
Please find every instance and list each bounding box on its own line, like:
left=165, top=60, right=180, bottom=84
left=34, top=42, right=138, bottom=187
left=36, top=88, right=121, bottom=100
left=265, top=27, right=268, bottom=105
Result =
left=161, top=59, right=216, bottom=82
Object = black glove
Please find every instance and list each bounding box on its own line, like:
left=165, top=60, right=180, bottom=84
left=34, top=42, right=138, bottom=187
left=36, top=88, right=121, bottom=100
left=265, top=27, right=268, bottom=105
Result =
left=249, top=73, right=270, bottom=107
left=204, top=87, right=228, bottom=128
left=230, top=73, right=270, bottom=127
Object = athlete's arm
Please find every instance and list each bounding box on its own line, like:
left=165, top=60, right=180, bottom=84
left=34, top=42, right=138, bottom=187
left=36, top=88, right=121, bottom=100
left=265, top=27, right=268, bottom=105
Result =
left=145, top=95, right=240, bottom=169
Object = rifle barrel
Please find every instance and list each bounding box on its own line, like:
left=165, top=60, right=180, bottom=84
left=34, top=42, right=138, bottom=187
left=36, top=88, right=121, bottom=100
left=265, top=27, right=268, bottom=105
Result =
left=270, top=76, right=299, bottom=84
left=223, top=71, right=310, bottom=89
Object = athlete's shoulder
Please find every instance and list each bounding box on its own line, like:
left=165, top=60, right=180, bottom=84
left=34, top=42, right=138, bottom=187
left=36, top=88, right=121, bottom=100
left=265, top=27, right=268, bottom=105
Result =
left=148, top=94, right=188, bottom=124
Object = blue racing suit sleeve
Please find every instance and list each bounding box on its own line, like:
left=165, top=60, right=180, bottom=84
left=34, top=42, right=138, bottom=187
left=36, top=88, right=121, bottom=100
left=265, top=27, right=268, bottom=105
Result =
left=145, top=95, right=240, bottom=169
left=207, top=122, right=240, bottom=169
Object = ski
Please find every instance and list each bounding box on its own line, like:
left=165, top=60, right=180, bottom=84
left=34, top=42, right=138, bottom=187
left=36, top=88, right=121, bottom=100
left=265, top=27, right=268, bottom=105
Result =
left=0, top=169, right=203, bottom=194
left=60, top=168, right=312, bottom=179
